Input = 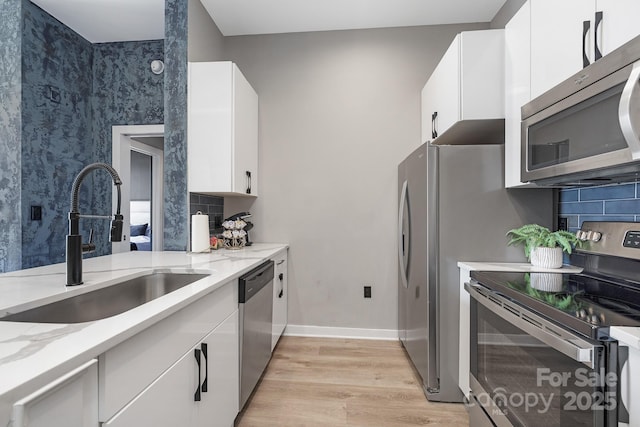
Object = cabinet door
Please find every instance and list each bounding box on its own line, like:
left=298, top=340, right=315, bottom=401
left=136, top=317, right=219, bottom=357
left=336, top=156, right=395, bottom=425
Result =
left=459, top=30, right=504, bottom=121
left=596, top=0, right=640, bottom=56
left=12, top=360, right=98, bottom=427
left=431, top=35, right=461, bottom=137
left=458, top=268, right=471, bottom=400
left=194, top=310, right=239, bottom=427
left=504, top=1, right=532, bottom=188
left=272, top=253, right=288, bottom=351
left=104, top=311, right=240, bottom=427
left=530, top=0, right=594, bottom=99
left=103, top=346, right=197, bottom=427
left=188, top=62, right=234, bottom=194
left=421, top=77, right=437, bottom=143
left=232, top=65, right=259, bottom=196
left=99, top=282, right=236, bottom=422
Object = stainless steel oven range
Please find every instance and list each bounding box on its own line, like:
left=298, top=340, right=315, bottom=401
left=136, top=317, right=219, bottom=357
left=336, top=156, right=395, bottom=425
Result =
left=466, top=222, right=640, bottom=427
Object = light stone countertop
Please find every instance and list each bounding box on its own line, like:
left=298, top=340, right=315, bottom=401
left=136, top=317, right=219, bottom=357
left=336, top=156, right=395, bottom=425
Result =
left=457, top=261, right=583, bottom=273
left=610, top=327, right=640, bottom=350
left=0, top=243, right=287, bottom=422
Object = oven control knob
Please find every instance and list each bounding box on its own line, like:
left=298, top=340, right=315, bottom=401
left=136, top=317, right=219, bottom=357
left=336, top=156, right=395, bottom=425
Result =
left=576, top=230, right=589, bottom=241
left=591, top=232, right=602, bottom=242
left=590, top=314, right=600, bottom=325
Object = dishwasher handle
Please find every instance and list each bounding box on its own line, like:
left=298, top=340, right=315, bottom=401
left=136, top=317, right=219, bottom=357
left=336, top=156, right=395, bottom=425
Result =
left=239, top=260, right=275, bottom=303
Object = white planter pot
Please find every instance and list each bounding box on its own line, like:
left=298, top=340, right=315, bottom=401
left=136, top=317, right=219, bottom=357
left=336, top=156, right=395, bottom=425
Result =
left=530, top=273, right=563, bottom=292
left=530, top=247, right=563, bottom=269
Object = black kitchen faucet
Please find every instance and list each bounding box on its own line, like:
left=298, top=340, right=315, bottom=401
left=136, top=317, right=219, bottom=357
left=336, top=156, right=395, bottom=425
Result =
left=67, top=163, right=124, bottom=286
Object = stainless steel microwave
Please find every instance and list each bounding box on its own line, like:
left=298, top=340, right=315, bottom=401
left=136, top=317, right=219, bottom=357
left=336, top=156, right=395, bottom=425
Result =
left=521, top=35, right=640, bottom=186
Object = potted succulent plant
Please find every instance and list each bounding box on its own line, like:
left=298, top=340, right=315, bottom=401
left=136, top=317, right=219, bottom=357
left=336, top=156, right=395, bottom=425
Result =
left=506, top=224, right=581, bottom=268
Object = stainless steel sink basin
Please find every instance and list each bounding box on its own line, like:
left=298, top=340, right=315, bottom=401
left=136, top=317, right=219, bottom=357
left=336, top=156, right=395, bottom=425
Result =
left=1, top=272, right=209, bottom=323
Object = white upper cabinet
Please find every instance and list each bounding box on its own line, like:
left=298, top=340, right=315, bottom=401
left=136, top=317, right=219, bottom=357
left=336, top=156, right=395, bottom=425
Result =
left=504, top=1, right=533, bottom=188
left=504, top=0, right=640, bottom=187
left=188, top=62, right=258, bottom=197
left=597, top=0, right=640, bottom=55
left=530, top=0, right=640, bottom=99
left=530, top=0, right=592, bottom=100
left=421, top=30, right=505, bottom=145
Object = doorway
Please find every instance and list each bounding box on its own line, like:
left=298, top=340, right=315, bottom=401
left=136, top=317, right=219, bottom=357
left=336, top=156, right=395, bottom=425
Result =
left=112, top=124, right=164, bottom=253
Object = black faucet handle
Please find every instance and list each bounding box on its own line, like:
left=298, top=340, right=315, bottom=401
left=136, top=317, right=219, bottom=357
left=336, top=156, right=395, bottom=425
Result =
left=82, top=229, right=96, bottom=254
left=110, top=214, right=124, bottom=242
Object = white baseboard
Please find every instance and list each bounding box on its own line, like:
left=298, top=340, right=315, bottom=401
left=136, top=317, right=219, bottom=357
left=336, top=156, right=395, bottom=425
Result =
left=283, top=324, right=399, bottom=341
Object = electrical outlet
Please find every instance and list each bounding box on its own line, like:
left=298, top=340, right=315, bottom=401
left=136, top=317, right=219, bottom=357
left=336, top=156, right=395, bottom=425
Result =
left=558, top=217, right=568, bottom=231
left=30, top=205, right=42, bottom=221
left=364, top=286, right=372, bottom=298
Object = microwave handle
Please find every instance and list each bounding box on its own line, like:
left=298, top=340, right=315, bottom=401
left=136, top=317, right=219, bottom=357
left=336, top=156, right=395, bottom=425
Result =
left=619, top=61, right=640, bottom=160
left=465, top=282, right=597, bottom=368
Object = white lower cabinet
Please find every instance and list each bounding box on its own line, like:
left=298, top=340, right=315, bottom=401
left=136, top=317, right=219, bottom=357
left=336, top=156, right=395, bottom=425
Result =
left=104, top=310, right=239, bottom=427
left=11, top=359, right=98, bottom=427
left=272, top=251, right=288, bottom=351
left=458, top=267, right=471, bottom=400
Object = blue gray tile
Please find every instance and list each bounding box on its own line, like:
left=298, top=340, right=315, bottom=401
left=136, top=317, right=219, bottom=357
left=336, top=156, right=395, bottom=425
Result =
left=558, top=201, right=603, bottom=215
left=604, top=199, right=640, bottom=215
left=559, top=189, right=578, bottom=202
left=578, top=215, right=635, bottom=225
left=579, top=183, right=635, bottom=201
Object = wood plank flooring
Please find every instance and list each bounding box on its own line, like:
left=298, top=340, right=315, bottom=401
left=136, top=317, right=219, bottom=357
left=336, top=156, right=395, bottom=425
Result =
left=236, top=336, right=469, bottom=427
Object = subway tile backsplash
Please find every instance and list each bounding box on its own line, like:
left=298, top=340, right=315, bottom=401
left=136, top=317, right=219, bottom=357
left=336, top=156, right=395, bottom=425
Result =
left=189, top=193, right=224, bottom=236
left=559, top=182, right=640, bottom=232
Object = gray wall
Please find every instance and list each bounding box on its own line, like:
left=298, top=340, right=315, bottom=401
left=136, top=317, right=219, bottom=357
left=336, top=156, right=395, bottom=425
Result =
left=131, top=151, right=152, bottom=200
left=490, top=0, right=527, bottom=29
left=188, top=0, right=225, bottom=62
left=223, top=23, right=487, bottom=331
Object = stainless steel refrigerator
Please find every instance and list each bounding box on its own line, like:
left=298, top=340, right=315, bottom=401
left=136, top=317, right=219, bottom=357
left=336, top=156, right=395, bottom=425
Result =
left=397, top=142, right=553, bottom=402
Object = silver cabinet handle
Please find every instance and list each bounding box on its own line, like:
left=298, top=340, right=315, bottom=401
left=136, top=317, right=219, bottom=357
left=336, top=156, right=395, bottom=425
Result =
left=397, top=180, right=409, bottom=289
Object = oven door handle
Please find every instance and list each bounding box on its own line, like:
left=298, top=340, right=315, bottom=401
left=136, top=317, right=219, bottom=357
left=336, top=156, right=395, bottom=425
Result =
left=466, top=282, right=598, bottom=368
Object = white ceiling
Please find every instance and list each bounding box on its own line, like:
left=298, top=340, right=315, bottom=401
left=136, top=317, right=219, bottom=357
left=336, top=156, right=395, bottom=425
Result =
left=30, top=0, right=507, bottom=43
left=30, top=0, right=165, bottom=43
left=199, top=0, right=507, bottom=36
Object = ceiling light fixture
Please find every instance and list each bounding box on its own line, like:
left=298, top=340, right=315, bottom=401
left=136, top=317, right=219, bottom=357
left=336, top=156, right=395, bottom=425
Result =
left=150, top=60, right=164, bottom=75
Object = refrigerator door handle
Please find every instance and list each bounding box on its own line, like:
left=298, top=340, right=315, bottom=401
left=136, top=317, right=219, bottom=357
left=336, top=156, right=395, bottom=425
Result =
left=398, top=180, right=409, bottom=289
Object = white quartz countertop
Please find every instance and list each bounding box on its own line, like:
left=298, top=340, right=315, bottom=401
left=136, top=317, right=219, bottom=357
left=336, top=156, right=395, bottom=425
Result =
left=0, top=243, right=287, bottom=417
left=457, top=261, right=583, bottom=273
left=610, top=327, right=640, bottom=350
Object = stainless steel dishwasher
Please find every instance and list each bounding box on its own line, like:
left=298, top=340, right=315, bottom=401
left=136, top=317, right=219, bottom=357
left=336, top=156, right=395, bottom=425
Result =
left=238, top=260, right=274, bottom=409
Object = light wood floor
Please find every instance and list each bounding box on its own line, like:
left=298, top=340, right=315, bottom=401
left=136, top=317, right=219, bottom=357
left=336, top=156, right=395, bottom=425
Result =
left=236, top=336, right=469, bottom=427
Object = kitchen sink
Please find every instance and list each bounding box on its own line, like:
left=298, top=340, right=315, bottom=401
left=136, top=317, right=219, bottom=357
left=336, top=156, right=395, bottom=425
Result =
left=1, top=272, right=210, bottom=324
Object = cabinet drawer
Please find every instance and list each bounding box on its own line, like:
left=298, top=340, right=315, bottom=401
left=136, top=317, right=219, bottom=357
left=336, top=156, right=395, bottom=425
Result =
left=99, top=281, right=237, bottom=421
left=12, top=360, right=98, bottom=427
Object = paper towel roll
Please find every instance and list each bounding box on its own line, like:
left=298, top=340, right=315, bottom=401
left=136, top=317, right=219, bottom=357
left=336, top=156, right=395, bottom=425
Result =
left=191, top=212, right=210, bottom=253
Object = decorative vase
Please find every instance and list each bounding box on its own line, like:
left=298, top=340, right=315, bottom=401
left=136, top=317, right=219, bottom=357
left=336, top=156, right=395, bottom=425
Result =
left=530, top=246, right=563, bottom=269
left=530, top=273, right=563, bottom=292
